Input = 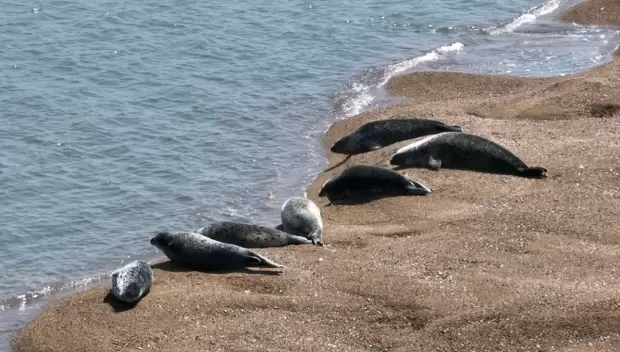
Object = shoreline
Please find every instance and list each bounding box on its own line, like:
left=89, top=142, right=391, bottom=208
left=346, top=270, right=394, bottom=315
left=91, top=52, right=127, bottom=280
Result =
left=12, top=0, right=620, bottom=351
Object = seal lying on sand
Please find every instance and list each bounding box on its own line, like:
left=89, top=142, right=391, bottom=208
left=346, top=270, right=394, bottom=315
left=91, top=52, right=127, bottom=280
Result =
left=150, top=231, right=284, bottom=270
left=110, top=260, right=153, bottom=304
left=390, top=132, right=547, bottom=178
left=199, top=221, right=314, bottom=248
left=318, top=165, right=431, bottom=204
left=275, top=197, right=324, bottom=246
left=330, top=118, right=462, bottom=155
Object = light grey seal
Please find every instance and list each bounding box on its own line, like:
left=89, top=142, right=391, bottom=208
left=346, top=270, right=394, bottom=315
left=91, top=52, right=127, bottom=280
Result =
left=110, top=260, right=153, bottom=304
left=389, top=132, right=547, bottom=178
left=275, top=197, right=324, bottom=246
left=150, top=231, right=284, bottom=271
left=198, top=221, right=313, bottom=248
left=330, top=118, right=462, bottom=155
left=318, top=165, right=431, bottom=204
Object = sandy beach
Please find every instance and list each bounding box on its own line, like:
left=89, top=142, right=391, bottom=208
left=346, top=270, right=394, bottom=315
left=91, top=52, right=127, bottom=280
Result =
left=12, top=0, right=620, bottom=351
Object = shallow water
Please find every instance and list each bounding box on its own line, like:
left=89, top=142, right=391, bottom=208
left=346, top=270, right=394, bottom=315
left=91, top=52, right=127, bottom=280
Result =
left=0, top=0, right=618, bottom=348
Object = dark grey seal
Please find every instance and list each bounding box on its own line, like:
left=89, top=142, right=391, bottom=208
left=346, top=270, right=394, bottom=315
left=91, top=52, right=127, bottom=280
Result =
left=275, top=197, right=324, bottom=246
left=110, top=260, right=153, bottom=304
left=389, top=132, right=547, bottom=178
left=318, top=165, right=431, bottom=204
left=330, top=118, right=462, bottom=155
left=150, top=231, right=284, bottom=270
left=199, top=221, right=313, bottom=248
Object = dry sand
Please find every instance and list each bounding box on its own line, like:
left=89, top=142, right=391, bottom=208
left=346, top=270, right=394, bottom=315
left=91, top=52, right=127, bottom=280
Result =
left=12, top=1, right=620, bottom=351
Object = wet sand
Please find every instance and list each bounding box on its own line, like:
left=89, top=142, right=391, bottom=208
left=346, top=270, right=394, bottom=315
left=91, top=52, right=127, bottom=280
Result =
left=12, top=0, right=620, bottom=351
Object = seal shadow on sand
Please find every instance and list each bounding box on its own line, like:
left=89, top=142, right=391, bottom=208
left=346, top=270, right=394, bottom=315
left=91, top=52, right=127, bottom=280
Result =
left=325, top=193, right=425, bottom=206
left=102, top=291, right=144, bottom=313
left=391, top=164, right=546, bottom=178
left=150, top=260, right=283, bottom=276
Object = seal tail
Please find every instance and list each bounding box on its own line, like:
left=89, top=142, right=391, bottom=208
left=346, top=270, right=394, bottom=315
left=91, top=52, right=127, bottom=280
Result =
left=307, top=227, right=324, bottom=247
left=407, top=180, right=432, bottom=195
left=446, top=124, right=463, bottom=132
left=287, top=234, right=313, bottom=245
left=517, top=166, right=548, bottom=179
left=246, top=251, right=285, bottom=268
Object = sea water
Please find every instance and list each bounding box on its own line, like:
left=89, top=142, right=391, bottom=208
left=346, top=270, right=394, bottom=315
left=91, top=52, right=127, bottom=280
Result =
left=0, top=0, right=617, bottom=348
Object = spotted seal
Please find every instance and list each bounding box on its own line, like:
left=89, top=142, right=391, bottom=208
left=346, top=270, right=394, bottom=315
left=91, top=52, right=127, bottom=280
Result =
left=110, top=260, right=153, bottom=304
left=150, top=231, right=284, bottom=270
left=275, top=197, right=324, bottom=246
left=330, top=118, right=462, bottom=155
left=390, top=132, right=547, bottom=178
left=318, top=165, right=431, bottom=204
left=199, top=221, right=313, bottom=248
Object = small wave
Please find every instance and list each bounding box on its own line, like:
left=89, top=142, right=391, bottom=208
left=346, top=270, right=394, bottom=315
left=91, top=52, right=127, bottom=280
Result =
left=338, top=81, right=375, bottom=117
left=0, top=275, right=109, bottom=312
left=386, top=42, right=465, bottom=80
left=486, top=0, right=561, bottom=35
left=0, top=251, right=160, bottom=312
left=334, top=42, right=464, bottom=117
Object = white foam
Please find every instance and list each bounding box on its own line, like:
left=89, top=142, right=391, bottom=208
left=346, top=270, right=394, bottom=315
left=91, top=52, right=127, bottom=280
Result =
left=384, top=42, right=464, bottom=83
left=4, top=274, right=107, bottom=312
left=340, top=82, right=374, bottom=117
left=487, top=0, right=561, bottom=35
left=338, top=42, right=464, bottom=118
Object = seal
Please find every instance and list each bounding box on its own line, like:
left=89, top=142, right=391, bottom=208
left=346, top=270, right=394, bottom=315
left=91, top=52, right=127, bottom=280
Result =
left=150, top=231, right=284, bottom=271
left=318, top=165, right=431, bottom=204
left=275, top=197, right=324, bottom=246
left=198, top=221, right=314, bottom=248
left=110, top=260, right=153, bottom=304
left=389, top=132, right=547, bottom=178
left=330, top=118, right=462, bottom=155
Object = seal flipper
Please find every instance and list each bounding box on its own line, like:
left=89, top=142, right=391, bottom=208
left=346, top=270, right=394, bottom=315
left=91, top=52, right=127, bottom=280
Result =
left=245, top=256, right=262, bottom=266
left=517, top=166, right=548, bottom=179
left=307, top=227, right=324, bottom=247
left=428, top=156, right=442, bottom=170
left=408, top=180, right=432, bottom=195
left=364, top=141, right=384, bottom=152
left=245, top=251, right=285, bottom=268
left=275, top=224, right=284, bottom=231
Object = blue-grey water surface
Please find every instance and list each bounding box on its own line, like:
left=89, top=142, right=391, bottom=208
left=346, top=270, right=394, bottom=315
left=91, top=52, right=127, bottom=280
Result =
left=0, top=0, right=618, bottom=348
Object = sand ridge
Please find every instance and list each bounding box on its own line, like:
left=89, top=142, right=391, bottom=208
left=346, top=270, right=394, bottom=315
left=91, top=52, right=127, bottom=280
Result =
left=12, top=1, right=620, bottom=351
